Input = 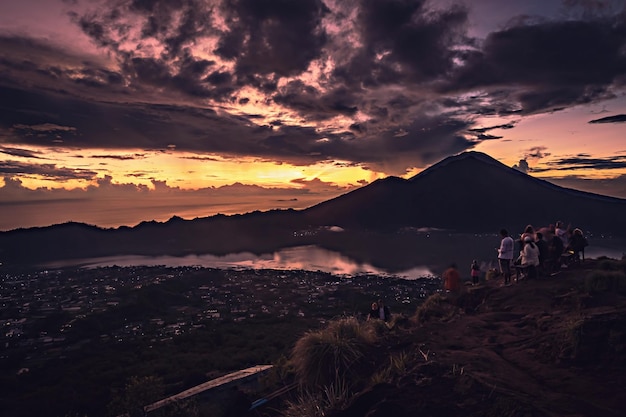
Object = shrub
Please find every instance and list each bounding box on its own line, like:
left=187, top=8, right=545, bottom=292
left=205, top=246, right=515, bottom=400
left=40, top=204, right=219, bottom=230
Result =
left=414, top=293, right=449, bottom=323
left=370, top=351, right=411, bottom=385
left=584, top=270, right=626, bottom=294
left=290, top=317, right=377, bottom=389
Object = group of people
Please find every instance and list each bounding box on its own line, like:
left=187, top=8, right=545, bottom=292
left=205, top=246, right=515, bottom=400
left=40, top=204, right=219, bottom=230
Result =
left=497, top=222, right=588, bottom=285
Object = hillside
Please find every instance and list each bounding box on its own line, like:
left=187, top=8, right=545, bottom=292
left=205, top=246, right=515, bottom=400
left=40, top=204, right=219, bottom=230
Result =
left=271, top=259, right=626, bottom=417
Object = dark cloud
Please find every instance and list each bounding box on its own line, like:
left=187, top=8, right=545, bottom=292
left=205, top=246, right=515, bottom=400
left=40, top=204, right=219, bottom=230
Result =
left=0, top=147, right=44, bottom=159
left=525, top=146, right=551, bottom=160
left=475, top=133, right=502, bottom=140
left=273, top=81, right=359, bottom=121
left=546, top=155, right=626, bottom=171
left=589, top=114, right=626, bottom=123
left=468, top=122, right=517, bottom=133
left=216, top=0, right=328, bottom=79
left=0, top=85, right=252, bottom=151
left=0, top=160, right=97, bottom=181
left=332, top=0, right=469, bottom=87
left=91, top=154, right=145, bottom=160
left=447, top=16, right=626, bottom=114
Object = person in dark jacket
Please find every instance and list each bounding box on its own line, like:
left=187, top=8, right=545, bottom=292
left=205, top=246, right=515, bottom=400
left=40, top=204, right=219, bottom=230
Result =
left=568, top=228, right=588, bottom=262
left=367, top=302, right=379, bottom=321
left=548, top=232, right=564, bottom=272
left=376, top=299, right=391, bottom=322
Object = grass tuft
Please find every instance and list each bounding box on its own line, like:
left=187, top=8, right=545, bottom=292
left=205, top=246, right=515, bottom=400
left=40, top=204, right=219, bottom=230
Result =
left=290, top=317, right=378, bottom=389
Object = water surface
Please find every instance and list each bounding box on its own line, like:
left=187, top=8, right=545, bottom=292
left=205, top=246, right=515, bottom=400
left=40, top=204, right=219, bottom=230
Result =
left=45, top=245, right=436, bottom=279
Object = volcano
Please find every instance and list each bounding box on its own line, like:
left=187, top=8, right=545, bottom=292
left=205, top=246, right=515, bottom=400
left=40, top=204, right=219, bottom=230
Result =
left=303, top=151, right=626, bottom=234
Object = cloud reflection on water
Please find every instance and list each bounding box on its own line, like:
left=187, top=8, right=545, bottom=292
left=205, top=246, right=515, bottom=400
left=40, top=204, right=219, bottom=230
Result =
left=47, top=245, right=435, bottom=279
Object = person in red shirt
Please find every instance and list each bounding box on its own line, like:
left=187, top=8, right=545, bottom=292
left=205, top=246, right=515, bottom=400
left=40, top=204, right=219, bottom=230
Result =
left=443, top=264, right=461, bottom=293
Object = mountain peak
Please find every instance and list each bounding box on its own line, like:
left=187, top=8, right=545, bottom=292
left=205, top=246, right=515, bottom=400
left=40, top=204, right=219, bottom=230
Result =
left=409, top=151, right=510, bottom=182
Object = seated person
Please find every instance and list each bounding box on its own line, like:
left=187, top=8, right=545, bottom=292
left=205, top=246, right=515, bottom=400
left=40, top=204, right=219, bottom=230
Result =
left=568, top=228, right=589, bottom=262
left=516, top=236, right=540, bottom=280
left=547, top=233, right=564, bottom=272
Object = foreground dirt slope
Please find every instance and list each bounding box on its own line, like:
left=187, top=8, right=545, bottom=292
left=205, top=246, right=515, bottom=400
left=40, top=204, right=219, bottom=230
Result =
left=330, top=260, right=626, bottom=417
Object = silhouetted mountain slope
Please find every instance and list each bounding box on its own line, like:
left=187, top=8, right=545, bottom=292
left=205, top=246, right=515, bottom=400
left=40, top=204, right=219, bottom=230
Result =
left=0, top=210, right=306, bottom=265
left=303, top=151, right=626, bottom=234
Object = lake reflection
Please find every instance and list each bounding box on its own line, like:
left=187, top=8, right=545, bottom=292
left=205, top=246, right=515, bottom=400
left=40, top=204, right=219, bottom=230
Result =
left=47, top=245, right=435, bottom=279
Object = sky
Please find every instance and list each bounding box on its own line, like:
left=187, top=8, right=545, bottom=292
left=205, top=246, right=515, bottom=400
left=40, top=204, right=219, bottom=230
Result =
left=0, top=0, right=625, bottom=231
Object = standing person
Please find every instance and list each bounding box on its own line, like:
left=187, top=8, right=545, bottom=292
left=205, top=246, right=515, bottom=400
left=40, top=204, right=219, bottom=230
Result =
left=470, top=260, right=481, bottom=285
left=377, top=299, right=390, bottom=322
left=535, top=232, right=549, bottom=276
left=497, top=229, right=515, bottom=286
left=442, top=264, right=461, bottom=293
left=555, top=221, right=570, bottom=248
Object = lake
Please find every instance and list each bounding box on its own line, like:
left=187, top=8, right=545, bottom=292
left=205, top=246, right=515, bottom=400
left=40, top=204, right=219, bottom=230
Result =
left=43, top=245, right=436, bottom=279
left=42, top=233, right=626, bottom=279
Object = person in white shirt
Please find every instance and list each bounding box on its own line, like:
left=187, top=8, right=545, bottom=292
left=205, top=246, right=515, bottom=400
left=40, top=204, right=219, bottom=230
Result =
left=517, top=235, right=540, bottom=280
left=498, top=229, right=515, bottom=285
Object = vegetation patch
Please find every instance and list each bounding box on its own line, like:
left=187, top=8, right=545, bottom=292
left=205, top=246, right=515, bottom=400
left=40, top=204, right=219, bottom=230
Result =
left=583, top=270, right=626, bottom=294
left=290, top=317, right=379, bottom=389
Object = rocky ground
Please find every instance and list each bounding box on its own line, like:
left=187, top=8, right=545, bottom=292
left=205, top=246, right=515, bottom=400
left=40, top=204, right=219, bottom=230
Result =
left=322, top=259, right=626, bottom=417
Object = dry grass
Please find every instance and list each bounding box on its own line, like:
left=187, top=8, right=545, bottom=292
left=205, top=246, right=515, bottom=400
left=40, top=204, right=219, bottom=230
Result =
left=281, top=379, right=351, bottom=417
left=413, top=293, right=453, bottom=323
left=290, top=317, right=378, bottom=389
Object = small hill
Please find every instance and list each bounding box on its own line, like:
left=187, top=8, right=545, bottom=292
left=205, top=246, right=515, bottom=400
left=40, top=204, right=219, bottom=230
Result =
left=276, top=259, right=626, bottom=417
left=303, top=151, right=626, bottom=234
